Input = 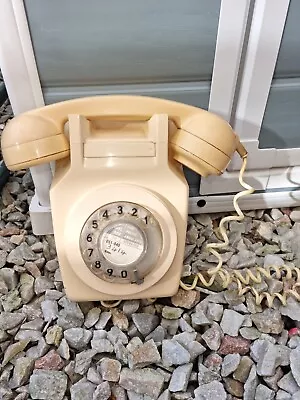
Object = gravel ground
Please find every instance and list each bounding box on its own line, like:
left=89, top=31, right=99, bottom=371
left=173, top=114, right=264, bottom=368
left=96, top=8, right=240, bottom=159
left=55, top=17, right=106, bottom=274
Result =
left=1, top=102, right=300, bottom=400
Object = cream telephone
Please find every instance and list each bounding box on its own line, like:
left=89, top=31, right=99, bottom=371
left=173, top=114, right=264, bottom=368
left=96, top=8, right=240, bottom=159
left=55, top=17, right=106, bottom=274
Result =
left=1, top=96, right=248, bottom=301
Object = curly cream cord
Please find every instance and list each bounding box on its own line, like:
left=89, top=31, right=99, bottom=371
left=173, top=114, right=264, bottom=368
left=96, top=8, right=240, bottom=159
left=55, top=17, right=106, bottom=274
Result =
left=180, top=155, right=300, bottom=307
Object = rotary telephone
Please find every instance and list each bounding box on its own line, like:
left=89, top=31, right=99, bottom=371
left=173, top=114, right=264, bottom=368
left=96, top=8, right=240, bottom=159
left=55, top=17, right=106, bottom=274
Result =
left=1, top=95, right=248, bottom=302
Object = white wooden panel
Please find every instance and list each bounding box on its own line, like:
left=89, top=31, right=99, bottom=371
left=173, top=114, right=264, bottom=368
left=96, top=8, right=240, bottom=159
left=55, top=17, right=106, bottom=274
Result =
left=0, top=0, right=52, bottom=209
left=209, top=0, right=251, bottom=121
left=227, top=0, right=290, bottom=172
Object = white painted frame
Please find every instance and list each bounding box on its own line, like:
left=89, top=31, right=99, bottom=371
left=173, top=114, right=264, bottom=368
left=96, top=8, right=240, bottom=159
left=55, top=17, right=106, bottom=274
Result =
left=201, top=0, right=292, bottom=197
left=0, top=0, right=53, bottom=233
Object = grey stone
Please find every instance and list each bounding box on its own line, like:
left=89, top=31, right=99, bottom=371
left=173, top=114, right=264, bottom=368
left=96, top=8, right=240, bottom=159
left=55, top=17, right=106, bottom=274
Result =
left=198, top=364, right=221, bottom=385
left=95, top=311, right=111, bottom=329
left=288, top=337, right=300, bottom=349
left=276, top=390, right=292, bottom=399
left=99, top=358, right=122, bottom=382
left=251, top=340, right=289, bottom=375
left=251, top=309, right=284, bottom=334
left=280, top=298, right=300, bottom=322
left=162, top=306, right=183, bottom=320
left=291, top=346, right=300, bottom=386
left=110, top=385, right=126, bottom=400
left=185, top=341, right=206, bottom=361
left=127, top=337, right=143, bottom=353
left=240, top=327, right=261, bottom=340
left=87, top=366, right=103, bottom=385
left=41, top=300, right=58, bottom=322
left=206, top=302, right=223, bottom=321
left=158, top=390, right=171, bottom=400
left=15, top=329, right=42, bottom=342
left=145, top=326, right=165, bottom=344
left=278, top=372, right=300, bottom=395
left=45, top=259, right=59, bottom=272
left=7, top=242, right=38, bottom=265
left=0, top=236, right=15, bottom=252
left=10, top=356, right=34, bottom=388
left=178, top=317, right=194, bottom=333
left=45, top=289, right=64, bottom=301
left=191, top=310, right=211, bottom=326
left=194, top=381, right=226, bottom=400
left=161, top=318, right=179, bottom=336
left=19, top=273, right=34, bottom=303
left=114, top=340, right=128, bottom=365
left=29, top=370, right=68, bottom=400
left=263, top=367, right=284, bottom=391
left=91, top=334, right=113, bottom=353
left=169, top=363, right=193, bottom=392
left=255, top=384, right=275, bottom=399
left=70, top=378, right=96, bottom=400
left=128, top=339, right=161, bottom=368
left=0, top=250, right=7, bottom=268
left=107, top=325, right=128, bottom=345
left=34, top=276, right=54, bottom=295
left=0, top=384, right=13, bottom=400
left=202, top=322, right=223, bottom=350
left=292, top=392, right=300, bottom=400
left=57, top=339, right=70, bottom=360
left=244, top=364, right=259, bottom=400
left=221, top=354, right=241, bottom=377
left=122, top=300, right=140, bottom=316
left=162, top=339, right=191, bottom=367
left=57, top=298, right=84, bottom=329
left=93, top=381, right=111, bottom=400
left=84, top=307, right=101, bottom=328
left=1, top=288, right=22, bottom=312
left=26, top=337, right=49, bottom=359
left=119, top=367, right=164, bottom=399
left=173, top=332, right=196, bottom=347
left=132, top=313, right=160, bottom=336
left=64, top=328, right=92, bottom=350
left=220, top=309, right=244, bottom=336
left=0, top=312, right=25, bottom=330
left=0, top=268, right=18, bottom=290
left=74, top=349, right=97, bottom=375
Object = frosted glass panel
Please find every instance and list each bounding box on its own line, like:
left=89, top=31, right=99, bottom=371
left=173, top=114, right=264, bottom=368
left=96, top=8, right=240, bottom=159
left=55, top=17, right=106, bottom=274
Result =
left=24, top=0, right=221, bottom=87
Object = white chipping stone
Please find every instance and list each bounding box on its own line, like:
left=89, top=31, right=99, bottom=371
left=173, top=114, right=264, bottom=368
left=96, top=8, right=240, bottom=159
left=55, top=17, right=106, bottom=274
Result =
left=220, top=309, right=244, bottom=336
left=169, top=363, right=193, bottom=392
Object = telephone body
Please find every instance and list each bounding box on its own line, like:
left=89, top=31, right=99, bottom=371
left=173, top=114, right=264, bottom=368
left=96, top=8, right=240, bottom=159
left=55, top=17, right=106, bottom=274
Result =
left=1, top=96, right=247, bottom=301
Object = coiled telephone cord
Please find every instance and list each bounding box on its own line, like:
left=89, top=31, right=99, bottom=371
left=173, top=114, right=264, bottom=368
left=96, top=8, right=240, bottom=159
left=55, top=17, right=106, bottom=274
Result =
left=180, top=155, right=300, bottom=307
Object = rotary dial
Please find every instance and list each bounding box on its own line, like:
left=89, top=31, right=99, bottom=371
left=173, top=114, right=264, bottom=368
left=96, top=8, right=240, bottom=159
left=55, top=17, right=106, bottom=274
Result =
left=79, top=202, right=163, bottom=284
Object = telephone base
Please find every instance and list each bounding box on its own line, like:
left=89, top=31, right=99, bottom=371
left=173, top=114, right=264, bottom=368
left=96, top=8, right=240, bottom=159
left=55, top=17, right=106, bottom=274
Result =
left=29, top=194, right=54, bottom=235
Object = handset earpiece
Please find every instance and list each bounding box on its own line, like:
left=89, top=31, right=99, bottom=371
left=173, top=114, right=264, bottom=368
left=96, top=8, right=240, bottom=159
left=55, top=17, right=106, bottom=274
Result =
left=1, top=114, right=70, bottom=171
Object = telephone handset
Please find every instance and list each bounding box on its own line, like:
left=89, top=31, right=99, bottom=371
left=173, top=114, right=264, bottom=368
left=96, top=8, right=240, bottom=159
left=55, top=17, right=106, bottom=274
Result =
left=1, top=95, right=247, bottom=301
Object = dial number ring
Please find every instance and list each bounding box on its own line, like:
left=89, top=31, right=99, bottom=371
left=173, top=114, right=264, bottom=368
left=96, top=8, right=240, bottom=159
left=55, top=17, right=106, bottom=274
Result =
left=79, top=202, right=162, bottom=284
